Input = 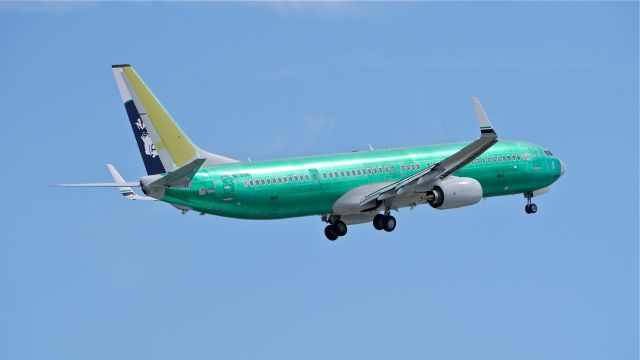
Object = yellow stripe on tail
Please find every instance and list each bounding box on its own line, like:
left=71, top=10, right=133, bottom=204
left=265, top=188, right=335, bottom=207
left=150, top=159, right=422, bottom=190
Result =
left=112, top=64, right=238, bottom=171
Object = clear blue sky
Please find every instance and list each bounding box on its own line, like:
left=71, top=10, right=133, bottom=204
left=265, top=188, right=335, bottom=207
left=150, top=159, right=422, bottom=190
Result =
left=1, top=2, right=637, bottom=359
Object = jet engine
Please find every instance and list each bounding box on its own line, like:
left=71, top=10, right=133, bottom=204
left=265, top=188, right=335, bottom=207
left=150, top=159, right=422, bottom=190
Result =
left=426, top=176, right=483, bottom=210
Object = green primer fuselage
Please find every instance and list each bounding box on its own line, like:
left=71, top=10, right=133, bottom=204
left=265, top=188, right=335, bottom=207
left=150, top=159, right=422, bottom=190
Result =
left=162, top=140, right=563, bottom=219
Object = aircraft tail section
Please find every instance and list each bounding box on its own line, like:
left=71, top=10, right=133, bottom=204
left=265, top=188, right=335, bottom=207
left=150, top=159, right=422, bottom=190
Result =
left=113, top=66, right=166, bottom=175
left=112, top=64, right=238, bottom=175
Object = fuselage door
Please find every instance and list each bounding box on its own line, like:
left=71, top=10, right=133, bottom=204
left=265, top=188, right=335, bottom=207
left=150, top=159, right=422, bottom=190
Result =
left=221, top=175, right=236, bottom=195
left=308, top=168, right=321, bottom=190
left=192, top=176, right=217, bottom=209
left=383, top=162, right=396, bottom=182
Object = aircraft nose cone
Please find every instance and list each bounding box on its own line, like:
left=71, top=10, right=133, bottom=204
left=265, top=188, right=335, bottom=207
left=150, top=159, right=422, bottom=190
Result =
left=560, top=160, right=566, bottom=176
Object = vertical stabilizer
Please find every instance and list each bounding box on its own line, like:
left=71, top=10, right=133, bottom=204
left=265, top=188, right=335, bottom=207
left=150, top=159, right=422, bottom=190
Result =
left=112, top=64, right=238, bottom=174
left=112, top=65, right=167, bottom=175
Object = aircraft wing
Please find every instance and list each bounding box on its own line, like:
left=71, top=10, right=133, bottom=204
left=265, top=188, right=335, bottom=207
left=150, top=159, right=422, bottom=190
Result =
left=358, top=97, right=498, bottom=208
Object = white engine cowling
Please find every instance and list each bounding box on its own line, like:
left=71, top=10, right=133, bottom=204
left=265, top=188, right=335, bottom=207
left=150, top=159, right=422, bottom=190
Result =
left=428, top=176, right=483, bottom=210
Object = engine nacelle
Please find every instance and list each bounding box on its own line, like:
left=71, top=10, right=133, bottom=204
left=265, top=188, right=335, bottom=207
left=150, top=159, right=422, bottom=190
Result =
left=427, top=177, right=483, bottom=210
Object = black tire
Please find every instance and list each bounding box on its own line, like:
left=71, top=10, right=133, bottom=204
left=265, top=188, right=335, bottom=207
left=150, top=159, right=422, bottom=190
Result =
left=373, top=214, right=385, bottom=230
left=324, top=225, right=339, bottom=241
left=525, top=204, right=531, bottom=214
left=529, top=203, right=537, bottom=213
left=383, top=216, right=397, bottom=232
left=334, top=221, right=348, bottom=236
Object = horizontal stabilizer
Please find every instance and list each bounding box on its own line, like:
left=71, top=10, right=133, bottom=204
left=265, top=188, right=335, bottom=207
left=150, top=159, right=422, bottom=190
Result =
left=55, top=182, right=141, bottom=187
left=107, top=164, right=156, bottom=200
left=150, top=158, right=206, bottom=187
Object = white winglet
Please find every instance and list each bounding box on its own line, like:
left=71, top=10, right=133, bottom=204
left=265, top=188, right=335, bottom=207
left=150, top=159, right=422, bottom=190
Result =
left=472, top=97, right=495, bottom=134
left=107, top=164, right=155, bottom=201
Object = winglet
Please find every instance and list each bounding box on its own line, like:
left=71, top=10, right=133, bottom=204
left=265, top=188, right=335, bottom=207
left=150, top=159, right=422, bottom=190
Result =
left=472, top=97, right=496, bottom=136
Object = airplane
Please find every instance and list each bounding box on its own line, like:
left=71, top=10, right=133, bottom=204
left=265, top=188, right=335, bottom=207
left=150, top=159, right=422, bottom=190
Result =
left=57, top=64, right=566, bottom=240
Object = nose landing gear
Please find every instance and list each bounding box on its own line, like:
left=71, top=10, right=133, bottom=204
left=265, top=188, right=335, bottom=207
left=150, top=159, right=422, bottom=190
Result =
left=524, top=193, right=538, bottom=214
left=525, top=203, right=537, bottom=214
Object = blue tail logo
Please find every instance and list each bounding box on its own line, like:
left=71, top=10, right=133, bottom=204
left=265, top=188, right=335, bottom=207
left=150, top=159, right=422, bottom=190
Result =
left=124, top=100, right=166, bottom=175
left=134, top=117, right=159, bottom=158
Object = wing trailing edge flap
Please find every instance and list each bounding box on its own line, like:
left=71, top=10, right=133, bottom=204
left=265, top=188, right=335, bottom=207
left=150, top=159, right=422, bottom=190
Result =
left=333, top=182, right=396, bottom=214
left=358, top=97, right=499, bottom=208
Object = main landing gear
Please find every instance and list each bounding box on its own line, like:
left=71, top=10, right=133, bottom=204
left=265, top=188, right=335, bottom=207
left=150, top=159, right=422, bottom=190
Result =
left=322, top=210, right=396, bottom=241
left=373, top=211, right=396, bottom=232
left=524, top=192, right=538, bottom=214
left=324, top=218, right=348, bottom=241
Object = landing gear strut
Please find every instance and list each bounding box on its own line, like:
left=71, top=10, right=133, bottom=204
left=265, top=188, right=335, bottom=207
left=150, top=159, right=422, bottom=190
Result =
left=524, top=193, right=538, bottom=214
left=373, top=209, right=396, bottom=232
left=323, top=216, right=348, bottom=241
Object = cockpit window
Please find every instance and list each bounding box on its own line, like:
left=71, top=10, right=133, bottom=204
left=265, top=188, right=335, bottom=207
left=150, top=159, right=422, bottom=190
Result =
left=544, top=150, right=554, bottom=156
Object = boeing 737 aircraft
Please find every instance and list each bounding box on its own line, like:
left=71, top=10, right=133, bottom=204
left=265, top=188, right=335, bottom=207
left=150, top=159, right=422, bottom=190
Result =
left=58, top=65, right=566, bottom=240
